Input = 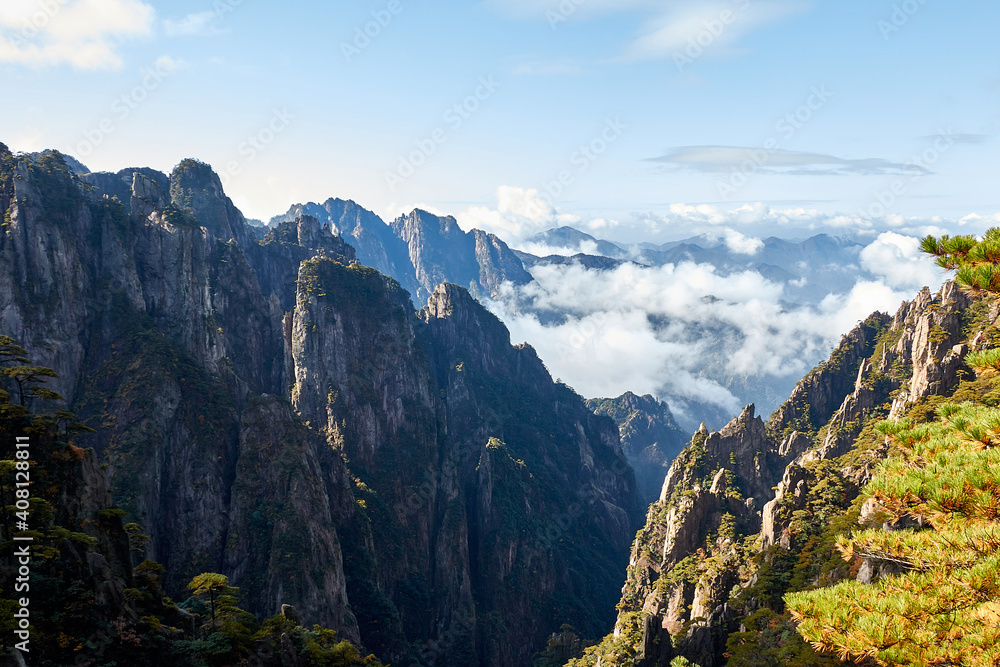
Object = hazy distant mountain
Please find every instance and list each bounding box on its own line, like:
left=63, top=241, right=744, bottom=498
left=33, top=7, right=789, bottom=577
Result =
left=525, top=226, right=630, bottom=258
left=588, top=392, right=689, bottom=504
left=271, top=199, right=531, bottom=302
left=519, top=227, right=866, bottom=306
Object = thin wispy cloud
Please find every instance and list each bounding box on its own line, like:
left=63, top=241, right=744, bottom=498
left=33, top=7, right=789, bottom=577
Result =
left=929, top=133, right=988, bottom=145
left=485, top=0, right=808, bottom=63
left=619, top=1, right=808, bottom=62
left=483, top=0, right=655, bottom=21
left=0, top=0, right=155, bottom=70
left=650, top=146, right=930, bottom=176
left=163, top=11, right=228, bottom=37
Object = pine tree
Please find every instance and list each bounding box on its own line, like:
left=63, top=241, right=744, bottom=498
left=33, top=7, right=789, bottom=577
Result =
left=785, top=403, right=1000, bottom=665
left=187, top=572, right=238, bottom=634
left=920, top=227, right=1000, bottom=294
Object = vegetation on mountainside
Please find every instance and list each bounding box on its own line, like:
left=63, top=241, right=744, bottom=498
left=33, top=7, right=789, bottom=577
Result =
left=562, top=266, right=1000, bottom=666
left=780, top=231, right=1000, bottom=664
left=786, top=404, right=1000, bottom=665
left=0, top=336, right=384, bottom=666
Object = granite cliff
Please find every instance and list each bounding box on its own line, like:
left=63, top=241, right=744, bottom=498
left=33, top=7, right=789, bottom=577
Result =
left=587, top=393, right=689, bottom=505
left=0, top=146, right=640, bottom=666
left=271, top=199, right=531, bottom=304
left=572, top=280, right=985, bottom=666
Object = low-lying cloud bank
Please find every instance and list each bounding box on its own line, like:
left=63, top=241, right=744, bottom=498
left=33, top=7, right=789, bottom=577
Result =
left=456, top=186, right=969, bottom=427
left=488, top=258, right=937, bottom=426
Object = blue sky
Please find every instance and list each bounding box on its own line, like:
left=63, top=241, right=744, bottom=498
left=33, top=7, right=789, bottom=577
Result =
left=3, top=0, right=999, bottom=242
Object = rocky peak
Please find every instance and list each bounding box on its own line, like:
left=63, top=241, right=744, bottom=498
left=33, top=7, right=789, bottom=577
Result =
left=767, top=313, right=891, bottom=439
left=82, top=167, right=170, bottom=215
left=587, top=392, right=690, bottom=504
left=168, top=158, right=253, bottom=245
left=263, top=215, right=356, bottom=264
left=887, top=280, right=972, bottom=417
left=130, top=170, right=169, bottom=219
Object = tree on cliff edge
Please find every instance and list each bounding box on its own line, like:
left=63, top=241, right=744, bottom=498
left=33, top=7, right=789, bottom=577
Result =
left=920, top=227, right=1000, bottom=294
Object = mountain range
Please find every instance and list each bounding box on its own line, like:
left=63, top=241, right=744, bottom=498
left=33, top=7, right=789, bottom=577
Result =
left=0, top=147, right=638, bottom=666
left=1, top=147, right=982, bottom=667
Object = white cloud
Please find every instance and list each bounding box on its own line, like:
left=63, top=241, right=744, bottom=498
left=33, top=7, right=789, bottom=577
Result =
left=487, top=251, right=945, bottom=422
left=456, top=185, right=580, bottom=241
left=620, top=0, right=808, bottom=62
left=0, top=0, right=154, bottom=69
left=959, top=212, right=1000, bottom=228
left=163, top=10, right=226, bottom=37
left=516, top=239, right=601, bottom=258
left=722, top=227, right=763, bottom=255
left=859, top=232, right=942, bottom=290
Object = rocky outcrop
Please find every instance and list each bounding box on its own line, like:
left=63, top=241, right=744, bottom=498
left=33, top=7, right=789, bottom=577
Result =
left=392, top=209, right=531, bottom=303
left=588, top=392, right=690, bottom=504
left=270, top=198, right=412, bottom=284
left=602, top=281, right=980, bottom=666
left=768, top=313, right=891, bottom=438
left=887, top=282, right=972, bottom=418
left=224, top=396, right=360, bottom=641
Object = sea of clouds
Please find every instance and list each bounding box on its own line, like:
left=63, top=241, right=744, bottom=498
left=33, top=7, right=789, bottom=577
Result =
left=446, top=186, right=981, bottom=427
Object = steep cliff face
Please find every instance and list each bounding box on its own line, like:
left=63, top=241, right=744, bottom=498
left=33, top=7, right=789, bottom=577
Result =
left=588, top=393, right=690, bottom=505
left=273, top=198, right=413, bottom=288
left=0, top=145, right=638, bottom=667
left=391, top=209, right=532, bottom=303
left=272, top=200, right=532, bottom=303
left=0, top=396, right=139, bottom=665
left=591, top=283, right=980, bottom=666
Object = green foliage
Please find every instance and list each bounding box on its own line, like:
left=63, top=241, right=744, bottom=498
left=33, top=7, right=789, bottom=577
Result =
left=921, top=228, right=1000, bottom=294
left=786, top=403, right=1000, bottom=665
left=564, top=612, right=642, bottom=666
left=724, top=608, right=842, bottom=667
left=254, top=616, right=386, bottom=666
left=25, top=150, right=82, bottom=220
left=965, top=347, right=1000, bottom=374
left=670, top=658, right=702, bottom=667
left=187, top=573, right=238, bottom=634
left=1, top=364, right=61, bottom=406
left=532, top=624, right=592, bottom=667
